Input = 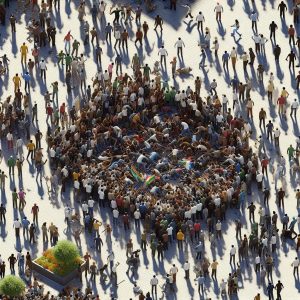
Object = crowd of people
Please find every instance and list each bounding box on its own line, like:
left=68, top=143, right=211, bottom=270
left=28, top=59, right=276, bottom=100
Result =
left=0, top=0, right=300, bottom=299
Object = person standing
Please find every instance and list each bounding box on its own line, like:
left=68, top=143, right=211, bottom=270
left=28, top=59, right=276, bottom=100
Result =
left=214, top=2, right=223, bottom=21
left=13, top=218, right=21, bottom=238
left=154, top=15, right=163, bottom=31
left=278, top=1, right=287, bottom=19
left=158, top=46, right=168, bottom=66
left=196, top=11, right=205, bottom=32
left=229, top=245, right=236, bottom=265
left=31, top=204, right=39, bottom=224
left=250, top=11, right=258, bottom=32
left=211, top=259, right=218, bottom=280
left=0, top=204, right=6, bottom=223
left=183, top=261, right=190, bottom=279
left=169, top=264, right=178, bottom=283
left=7, top=156, right=15, bottom=176
left=39, top=59, right=47, bottom=80
left=150, top=275, right=158, bottom=295
left=174, top=37, right=185, bottom=59
left=292, top=257, right=299, bottom=277
left=290, top=99, right=299, bottom=118
left=286, top=50, right=296, bottom=70
left=269, top=21, right=278, bottom=42
left=20, top=43, right=28, bottom=64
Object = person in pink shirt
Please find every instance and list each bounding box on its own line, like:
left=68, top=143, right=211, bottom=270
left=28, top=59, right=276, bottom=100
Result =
left=64, top=31, right=74, bottom=54
left=108, top=63, right=114, bottom=81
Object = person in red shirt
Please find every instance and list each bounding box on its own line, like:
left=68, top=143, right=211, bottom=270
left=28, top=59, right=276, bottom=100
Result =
left=261, top=157, right=269, bottom=176
left=31, top=203, right=39, bottom=224
left=288, top=24, right=295, bottom=46
left=123, top=213, right=129, bottom=230
left=194, top=221, right=201, bottom=240
left=277, top=96, right=285, bottom=115
left=64, top=31, right=74, bottom=54
left=46, top=104, right=53, bottom=123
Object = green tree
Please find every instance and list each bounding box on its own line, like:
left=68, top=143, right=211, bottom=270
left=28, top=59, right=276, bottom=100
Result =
left=0, top=275, right=25, bottom=297
left=53, top=240, right=79, bottom=264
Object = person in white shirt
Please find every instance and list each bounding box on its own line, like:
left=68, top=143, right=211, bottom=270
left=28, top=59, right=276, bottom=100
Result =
left=216, top=220, right=222, bottom=239
left=174, top=37, right=185, bottom=59
left=229, top=245, right=236, bottom=265
left=183, top=261, right=190, bottom=279
left=64, top=206, right=73, bottom=225
left=82, top=201, right=88, bottom=217
left=250, top=11, right=258, bottom=32
left=274, top=128, right=280, bottom=147
left=133, top=209, right=141, bottom=227
left=150, top=275, right=158, bottom=294
left=158, top=46, right=168, bottom=65
left=255, top=255, right=261, bottom=272
left=88, top=197, right=95, bottom=215
left=259, top=34, right=268, bottom=53
left=15, top=137, right=24, bottom=159
left=13, top=218, right=22, bottom=237
left=214, top=3, right=223, bottom=21
left=196, top=11, right=205, bottom=32
left=290, top=98, right=299, bottom=118
left=112, top=208, right=119, bottom=225
left=292, top=257, right=300, bottom=277
left=222, top=95, right=229, bottom=114
left=39, top=59, right=47, bottom=80
left=252, top=33, right=261, bottom=52
left=271, top=234, right=277, bottom=253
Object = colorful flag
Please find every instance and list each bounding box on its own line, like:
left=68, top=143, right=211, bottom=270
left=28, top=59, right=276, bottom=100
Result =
left=145, top=175, right=156, bottom=185
left=130, top=166, right=144, bottom=182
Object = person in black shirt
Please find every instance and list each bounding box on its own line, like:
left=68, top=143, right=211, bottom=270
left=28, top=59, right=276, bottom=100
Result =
left=278, top=1, right=287, bottom=19
left=269, top=21, right=278, bottom=42
left=275, top=280, right=284, bottom=300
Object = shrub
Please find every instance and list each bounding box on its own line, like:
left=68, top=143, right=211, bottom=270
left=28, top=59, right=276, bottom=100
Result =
left=35, top=241, right=82, bottom=276
left=53, top=240, right=79, bottom=264
left=0, top=275, right=25, bottom=297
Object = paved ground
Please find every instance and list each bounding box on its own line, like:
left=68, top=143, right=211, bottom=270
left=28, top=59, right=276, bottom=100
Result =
left=1, top=0, right=300, bottom=299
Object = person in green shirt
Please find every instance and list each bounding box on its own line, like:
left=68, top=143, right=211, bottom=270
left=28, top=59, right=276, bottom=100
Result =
left=164, top=90, right=171, bottom=104
left=287, top=144, right=295, bottom=161
left=57, top=50, right=65, bottom=65
left=64, top=54, right=72, bottom=72
left=7, top=155, right=15, bottom=176
left=71, top=40, right=80, bottom=57
left=143, top=64, right=151, bottom=81
left=12, top=188, right=18, bottom=209
left=169, top=87, right=176, bottom=105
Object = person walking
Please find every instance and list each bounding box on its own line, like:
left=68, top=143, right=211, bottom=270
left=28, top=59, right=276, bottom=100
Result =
left=150, top=275, right=158, bottom=295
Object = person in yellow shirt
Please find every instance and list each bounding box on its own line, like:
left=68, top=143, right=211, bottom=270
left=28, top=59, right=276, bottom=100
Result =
left=280, top=87, right=289, bottom=99
left=13, top=73, right=21, bottom=92
left=211, top=259, right=219, bottom=279
left=26, top=140, right=35, bottom=160
left=72, top=171, right=79, bottom=181
left=20, top=42, right=28, bottom=64
left=254, top=293, right=260, bottom=300
left=176, top=229, right=184, bottom=250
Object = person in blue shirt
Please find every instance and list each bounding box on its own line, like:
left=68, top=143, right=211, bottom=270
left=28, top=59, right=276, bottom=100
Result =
left=22, top=216, right=30, bottom=238
left=266, top=282, right=275, bottom=300
left=222, top=51, right=230, bottom=70
left=22, top=71, right=31, bottom=93
left=18, top=254, right=25, bottom=275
